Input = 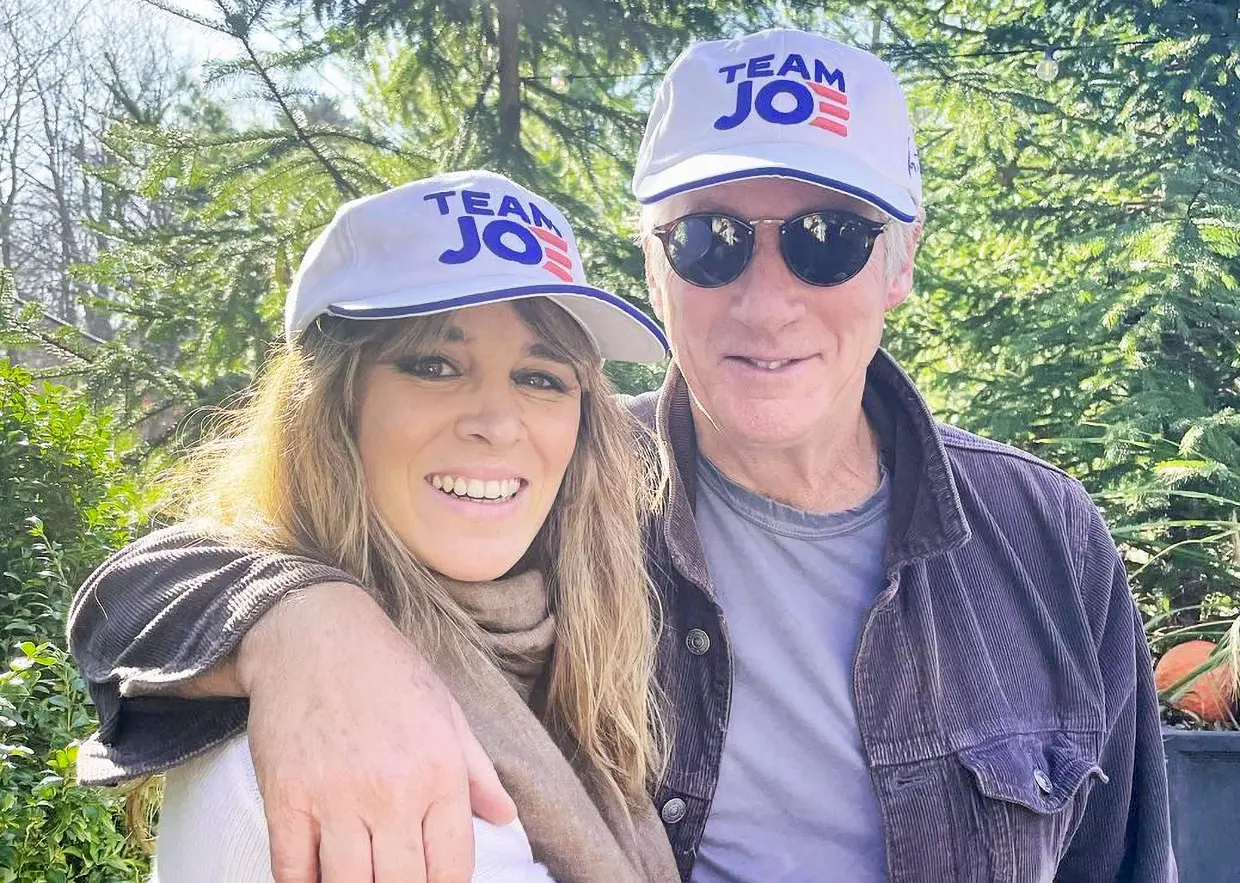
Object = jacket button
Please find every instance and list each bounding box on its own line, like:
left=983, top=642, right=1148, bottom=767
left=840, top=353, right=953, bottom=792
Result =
left=1033, top=769, right=1053, bottom=794
left=661, top=797, right=687, bottom=824
left=685, top=628, right=710, bottom=655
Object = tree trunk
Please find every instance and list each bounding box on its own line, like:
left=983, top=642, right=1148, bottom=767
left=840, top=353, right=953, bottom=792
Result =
left=39, top=84, right=79, bottom=322
left=82, top=156, right=114, bottom=341
left=871, top=7, right=886, bottom=49
left=496, top=0, right=521, bottom=154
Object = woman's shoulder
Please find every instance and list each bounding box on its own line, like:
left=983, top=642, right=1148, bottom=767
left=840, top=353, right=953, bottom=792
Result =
left=153, top=734, right=272, bottom=882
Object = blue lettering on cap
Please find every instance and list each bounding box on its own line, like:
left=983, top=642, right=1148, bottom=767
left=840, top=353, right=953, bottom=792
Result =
left=432, top=189, right=564, bottom=266
left=483, top=220, right=541, bottom=264
left=461, top=190, right=494, bottom=215
left=496, top=194, right=532, bottom=224
left=713, top=53, right=848, bottom=132
left=528, top=203, right=562, bottom=239
left=716, top=54, right=846, bottom=93
left=754, top=79, right=814, bottom=125
left=718, top=62, right=746, bottom=84
left=813, top=59, right=846, bottom=91
left=777, top=53, right=809, bottom=80
left=746, top=53, right=775, bottom=78
left=423, top=190, right=456, bottom=214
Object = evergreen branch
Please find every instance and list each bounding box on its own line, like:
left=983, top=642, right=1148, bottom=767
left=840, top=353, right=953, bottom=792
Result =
left=225, top=15, right=360, bottom=199
left=138, top=0, right=232, bottom=35
left=448, top=64, right=498, bottom=168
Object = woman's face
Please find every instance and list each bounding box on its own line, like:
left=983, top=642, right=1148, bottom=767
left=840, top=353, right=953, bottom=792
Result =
left=355, top=302, right=583, bottom=582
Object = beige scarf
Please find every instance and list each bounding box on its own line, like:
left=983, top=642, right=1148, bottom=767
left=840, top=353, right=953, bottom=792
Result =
left=431, top=571, right=680, bottom=883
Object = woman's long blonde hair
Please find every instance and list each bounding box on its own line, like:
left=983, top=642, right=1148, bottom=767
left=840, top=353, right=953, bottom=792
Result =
left=172, top=299, right=665, bottom=804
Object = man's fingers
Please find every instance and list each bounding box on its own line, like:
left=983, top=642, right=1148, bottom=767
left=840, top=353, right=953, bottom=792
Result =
left=371, top=817, right=428, bottom=883
left=318, top=816, right=375, bottom=883
left=421, top=796, right=475, bottom=883
left=266, top=809, right=320, bottom=883
left=242, top=588, right=495, bottom=883
left=455, top=705, right=516, bottom=825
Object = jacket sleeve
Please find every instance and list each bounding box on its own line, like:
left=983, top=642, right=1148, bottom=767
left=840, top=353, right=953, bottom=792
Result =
left=67, top=522, right=359, bottom=785
left=1056, top=494, right=1177, bottom=882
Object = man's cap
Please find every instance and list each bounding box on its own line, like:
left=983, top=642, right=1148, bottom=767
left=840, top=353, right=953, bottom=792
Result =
left=286, top=170, right=668, bottom=362
left=632, top=29, right=922, bottom=221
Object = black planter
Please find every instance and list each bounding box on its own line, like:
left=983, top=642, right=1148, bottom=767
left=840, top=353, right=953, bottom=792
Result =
left=1162, top=727, right=1240, bottom=883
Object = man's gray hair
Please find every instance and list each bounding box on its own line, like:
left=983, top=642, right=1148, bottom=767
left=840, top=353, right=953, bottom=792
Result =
left=638, top=202, right=924, bottom=286
left=880, top=209, right=923, bottom=284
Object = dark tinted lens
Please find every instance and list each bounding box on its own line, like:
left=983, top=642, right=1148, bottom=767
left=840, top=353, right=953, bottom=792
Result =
left=663, top=215, right=752, bottom=287
left=782, top=212, right=878, bottom=286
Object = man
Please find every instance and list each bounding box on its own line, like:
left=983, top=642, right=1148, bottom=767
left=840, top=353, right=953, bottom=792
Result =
left=69, top=29, right=1175, bottom=883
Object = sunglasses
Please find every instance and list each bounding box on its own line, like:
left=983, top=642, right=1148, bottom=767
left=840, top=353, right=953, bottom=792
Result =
left=651, top=210, right=887, bottom=288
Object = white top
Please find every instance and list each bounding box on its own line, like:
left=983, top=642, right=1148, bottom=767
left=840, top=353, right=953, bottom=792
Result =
left=152, top=735, right=555, bottom=883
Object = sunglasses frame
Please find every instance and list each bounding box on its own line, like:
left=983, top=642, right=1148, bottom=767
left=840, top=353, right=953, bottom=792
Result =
left=651, top=209, right=888, bottom=289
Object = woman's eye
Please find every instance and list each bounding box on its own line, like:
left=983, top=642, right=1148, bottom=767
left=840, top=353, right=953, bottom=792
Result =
left=397, top=356, right=460, bottom=379
left=516, top=371, right=567, bottom=392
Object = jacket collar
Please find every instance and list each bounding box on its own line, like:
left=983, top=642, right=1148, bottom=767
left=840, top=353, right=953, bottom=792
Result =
left=651, top=350, right=971, bottom=583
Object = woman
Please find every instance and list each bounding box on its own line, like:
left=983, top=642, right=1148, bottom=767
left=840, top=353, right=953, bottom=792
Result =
left=146, top=170, right=678, bottom=883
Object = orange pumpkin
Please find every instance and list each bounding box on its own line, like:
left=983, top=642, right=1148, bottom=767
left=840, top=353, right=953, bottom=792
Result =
left=1154, top=639, right=1236, bottom=723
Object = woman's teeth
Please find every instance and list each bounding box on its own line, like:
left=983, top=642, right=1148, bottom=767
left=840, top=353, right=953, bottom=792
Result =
left=430, top=475, right=521, bottom=501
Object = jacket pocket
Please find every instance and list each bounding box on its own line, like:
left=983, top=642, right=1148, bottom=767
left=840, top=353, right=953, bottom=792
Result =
left=956, top=731, right=1107, bottom=883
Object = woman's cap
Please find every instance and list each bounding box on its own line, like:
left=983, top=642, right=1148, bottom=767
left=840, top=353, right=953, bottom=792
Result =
left=286, top=170, right=669, bottom=363
left=632, top=28, right=922, bottom=222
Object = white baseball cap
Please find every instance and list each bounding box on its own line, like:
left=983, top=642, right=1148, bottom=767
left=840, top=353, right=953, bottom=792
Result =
left=286, top=170, right=668, bottom=362
left=632, top=29, right=922, bottom=221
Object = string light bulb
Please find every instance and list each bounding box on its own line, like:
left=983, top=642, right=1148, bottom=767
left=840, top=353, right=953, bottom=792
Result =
left=549, top=67, right=570, bottom=93
left=1035, top=49, right=1059, bottom=82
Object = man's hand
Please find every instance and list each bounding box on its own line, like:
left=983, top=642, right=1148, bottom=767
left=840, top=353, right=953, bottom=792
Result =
left=236, top=582, right=518, bottom=883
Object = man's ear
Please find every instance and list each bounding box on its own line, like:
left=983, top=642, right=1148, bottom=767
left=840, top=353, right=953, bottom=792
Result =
left=885, top=219, right=922, bottom=311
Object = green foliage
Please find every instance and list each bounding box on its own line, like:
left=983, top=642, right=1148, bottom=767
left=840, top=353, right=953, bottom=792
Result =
left=0, top=360, right=150, bottom=880
left=871, top=0, right=1240, bottom=622
left=604, top=359, right=667, bottom=397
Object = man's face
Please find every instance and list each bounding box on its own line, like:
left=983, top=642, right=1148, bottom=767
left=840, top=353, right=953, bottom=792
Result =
left=645, top=177, right=917, bottom=451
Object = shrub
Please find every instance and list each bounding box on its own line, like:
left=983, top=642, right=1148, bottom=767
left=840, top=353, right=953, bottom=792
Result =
left=0, top=359, right=150, bottom=881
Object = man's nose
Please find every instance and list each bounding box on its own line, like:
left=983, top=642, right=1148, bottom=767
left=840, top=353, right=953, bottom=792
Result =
left=729, top=224, right=806, bottom=332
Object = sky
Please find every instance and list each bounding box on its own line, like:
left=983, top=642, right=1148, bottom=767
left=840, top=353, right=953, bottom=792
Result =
left=91, top=0, right=351, bottom=119
left=97, top=0, right=276, bottom=63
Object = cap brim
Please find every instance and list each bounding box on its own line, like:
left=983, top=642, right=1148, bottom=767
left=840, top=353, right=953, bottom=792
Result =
left=634, top=141, right=918, bottom=222
left=322, top=276, right=668, bottom=364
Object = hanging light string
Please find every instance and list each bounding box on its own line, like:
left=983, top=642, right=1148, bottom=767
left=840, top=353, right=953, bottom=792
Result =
left=521, top=36, right=1182, bottom=85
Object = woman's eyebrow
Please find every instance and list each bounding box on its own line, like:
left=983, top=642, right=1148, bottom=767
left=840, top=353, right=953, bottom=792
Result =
left=525, top=342, right=573, bottom=365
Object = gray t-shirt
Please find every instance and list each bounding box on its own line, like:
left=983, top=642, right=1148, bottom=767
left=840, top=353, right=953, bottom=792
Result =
left=690, top=455, right=890, bottom=883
